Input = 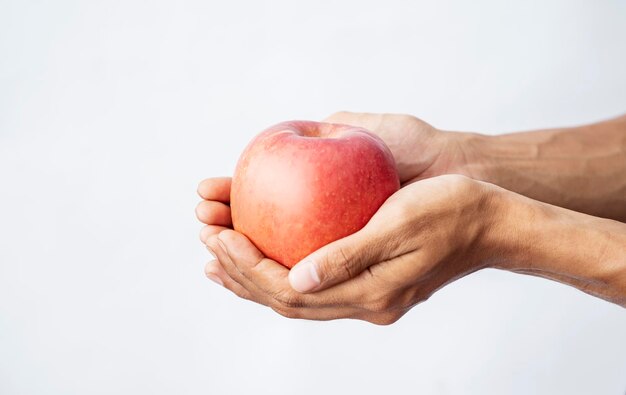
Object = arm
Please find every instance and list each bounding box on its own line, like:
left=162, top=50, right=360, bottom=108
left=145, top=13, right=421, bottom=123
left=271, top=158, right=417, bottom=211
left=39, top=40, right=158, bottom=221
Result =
left=312, top=111, right=626, bottom=220
left=489, top=183, right=626, bottom=306
left=283, top=177, right=626, bottom=308
left=196, top=113, right=626, bottom=323
left=455, top=114, right=626, bottom=221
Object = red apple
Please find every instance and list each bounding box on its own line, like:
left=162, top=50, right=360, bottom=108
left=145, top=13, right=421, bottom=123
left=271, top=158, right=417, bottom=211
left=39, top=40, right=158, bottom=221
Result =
left=230, top=121, right=400, bottom=268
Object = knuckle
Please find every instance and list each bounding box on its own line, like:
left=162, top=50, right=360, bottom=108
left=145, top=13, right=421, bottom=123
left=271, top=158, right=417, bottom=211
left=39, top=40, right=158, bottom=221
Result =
left=226, top=283, right=255, bottom=303
left=271, top=289, right=305, bottom=309
left=367, top=294, right=395, bottom=314
left=399, top=114, right=421, bottom=124
left=324, top=245, right=361, bottom=282
left=363, top=289, right=427, bottom=324
left=396, top=287, right=430, bottom=311
left=204, top=265, right=215, bottom=278
left=335, top=247, right=355, bottom=279
left=232, top=288, right=249, bottom=301
left=205, top=236, right=220, bottom=256
left=441, top=174, right=474, bottom=191
left=368, top=301, right=391, bottom=314
left=398, top=114, right=432, bottom=131
left=406, top=289, right=431, bottom=309
left=329, top=110, right=351, bottom=119
left=370, top=312, right=402, bottom=326
left=272, top=306, right=302, bottom=320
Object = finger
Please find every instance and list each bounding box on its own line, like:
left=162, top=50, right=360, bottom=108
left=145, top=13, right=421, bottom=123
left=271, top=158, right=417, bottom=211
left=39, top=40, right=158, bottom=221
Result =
left=210, top=234, right=371, bottom=320
left=268, top=294, right=404, bottom=323
left=211, top=232, right=403, bottom=321
left=208, top=231, right=283, bottom=302
left=197, top=177, right=232, bottom=202
left=213, top=230, right=320, bottom=306
left=214, top=230, right=373, bottom=309
left=195, top=200, right=232, bottom=226
left=200, top=225, right=229, bottom=243
left=288, top=186, right=422, bottom=294
left=269, top=304, right=367, bottom=322
left=287, top=226, right=392, bottom=293
left=206, top=233, right=274, bottom=307
left=204, top=260, right=256, bottom=302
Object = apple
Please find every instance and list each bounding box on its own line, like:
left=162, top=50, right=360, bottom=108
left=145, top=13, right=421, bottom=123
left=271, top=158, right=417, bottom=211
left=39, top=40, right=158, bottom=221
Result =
left=230, top=121, right=400, bottom=268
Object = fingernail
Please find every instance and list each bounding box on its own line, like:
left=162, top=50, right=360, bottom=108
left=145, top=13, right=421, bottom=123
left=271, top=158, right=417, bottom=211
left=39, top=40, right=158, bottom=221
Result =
left=289, top=259, right=320, bottom=293
left=206, top=272, right=224, bottom=287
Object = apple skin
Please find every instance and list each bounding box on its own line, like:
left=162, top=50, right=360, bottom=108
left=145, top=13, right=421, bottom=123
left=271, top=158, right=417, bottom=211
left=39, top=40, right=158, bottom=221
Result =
left=230, top=121, right=400, bottom=268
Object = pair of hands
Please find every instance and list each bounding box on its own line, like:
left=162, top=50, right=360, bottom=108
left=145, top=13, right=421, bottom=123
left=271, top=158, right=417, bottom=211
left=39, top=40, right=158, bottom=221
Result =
left=196, top=112, right=499, bottom=324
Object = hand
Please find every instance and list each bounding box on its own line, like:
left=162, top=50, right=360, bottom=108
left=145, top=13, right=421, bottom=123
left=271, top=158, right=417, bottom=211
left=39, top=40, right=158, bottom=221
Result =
left=195, top=111, right=473, bottom=289
left=321, top=112, right=469, bottom=184
left=201, top=175, right=499, bottom=324
left=196, top=114, right=626, bottom=315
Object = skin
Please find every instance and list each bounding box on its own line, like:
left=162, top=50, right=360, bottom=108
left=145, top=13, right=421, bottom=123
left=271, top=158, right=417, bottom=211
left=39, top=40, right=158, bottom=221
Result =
left=455, top=115, right=626, bottom=221
left=195, top=112, right=626, bottom=324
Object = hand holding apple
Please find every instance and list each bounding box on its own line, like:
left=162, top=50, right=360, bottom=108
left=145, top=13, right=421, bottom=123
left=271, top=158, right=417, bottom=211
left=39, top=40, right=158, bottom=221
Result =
left=196, top=111, right=467, bottom=286
left=204, top=175, right=504, bottom=324
left=196, top=111, right=466, bottom=247
left=230, top=120, right=400, bottom=268
left=321, top=112, right=471, bottom=184
left=196, top=113, right=626, bottom=321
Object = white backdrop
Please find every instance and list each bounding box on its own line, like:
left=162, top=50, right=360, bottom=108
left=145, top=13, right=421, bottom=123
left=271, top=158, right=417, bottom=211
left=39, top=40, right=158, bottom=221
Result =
left=1, top=1, right=625, bottom=394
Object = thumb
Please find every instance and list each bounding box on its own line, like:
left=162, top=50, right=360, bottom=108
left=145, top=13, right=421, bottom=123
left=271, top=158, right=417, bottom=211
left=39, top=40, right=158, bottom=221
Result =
left=288, top=228, right=388, bottom=293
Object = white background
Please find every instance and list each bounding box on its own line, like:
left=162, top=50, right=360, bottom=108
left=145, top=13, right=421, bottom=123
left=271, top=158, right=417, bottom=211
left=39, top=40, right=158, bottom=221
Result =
left=1, top=1, right=625, bottom=394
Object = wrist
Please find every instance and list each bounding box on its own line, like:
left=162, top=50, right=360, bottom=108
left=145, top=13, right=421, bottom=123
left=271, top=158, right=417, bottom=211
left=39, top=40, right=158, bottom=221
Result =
left=450, top=178, right=515, bottom=272
left=480, top=186, right=541, bottom=271
left=484, top=185, right=626, bottom=305
left=438, top=130, right=494, bottom=181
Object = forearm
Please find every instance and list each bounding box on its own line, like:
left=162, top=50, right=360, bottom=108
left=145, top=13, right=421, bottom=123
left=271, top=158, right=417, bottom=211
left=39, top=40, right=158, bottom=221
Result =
left=487, top=186, right=626, bottom=306
left=455, top=115, right=626, bottom=221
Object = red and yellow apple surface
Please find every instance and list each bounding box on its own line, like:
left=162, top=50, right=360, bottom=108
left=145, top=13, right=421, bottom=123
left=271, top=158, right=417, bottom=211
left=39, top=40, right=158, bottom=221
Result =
left=231, top=121, right=400, bottom=268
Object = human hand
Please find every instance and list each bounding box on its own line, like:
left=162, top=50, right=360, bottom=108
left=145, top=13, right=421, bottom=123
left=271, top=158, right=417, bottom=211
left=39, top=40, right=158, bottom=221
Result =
left=195, top=176, right=233, bottom=286
left=197, top=114, right=626, bottom=314
left=195, top=112, right=471, bottom=277
left=321, top=112, right=470, bottom=184
left=201, top=175, right=500, bottom=324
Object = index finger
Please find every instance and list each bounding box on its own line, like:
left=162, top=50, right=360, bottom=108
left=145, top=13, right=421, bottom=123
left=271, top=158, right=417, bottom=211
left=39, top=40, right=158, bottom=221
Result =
left=197, top=177, right=232, bottom=202
left=216, top=230, right=371, bottom=309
